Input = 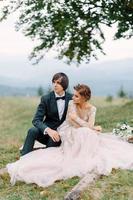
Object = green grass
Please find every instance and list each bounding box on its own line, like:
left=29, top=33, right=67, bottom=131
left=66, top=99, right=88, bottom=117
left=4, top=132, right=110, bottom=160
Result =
left=0, top=97, right=133, bottom=200
left=81, top=169, right=133, bottom=200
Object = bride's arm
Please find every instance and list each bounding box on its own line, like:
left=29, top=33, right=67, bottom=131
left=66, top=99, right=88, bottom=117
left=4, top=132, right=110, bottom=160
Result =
left=70, top=108, right=102, bottom=132
left=66, top=101, right=96, bottom=129
left=71, top=106, right=96, bottom=129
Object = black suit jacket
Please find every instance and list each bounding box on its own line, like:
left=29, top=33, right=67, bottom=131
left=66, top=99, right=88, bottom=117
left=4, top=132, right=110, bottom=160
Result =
left=32, top=91, right=72, bottom=133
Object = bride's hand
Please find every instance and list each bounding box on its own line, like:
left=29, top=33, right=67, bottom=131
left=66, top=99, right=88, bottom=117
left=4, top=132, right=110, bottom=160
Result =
left=93, top=125, right=102, bottom=132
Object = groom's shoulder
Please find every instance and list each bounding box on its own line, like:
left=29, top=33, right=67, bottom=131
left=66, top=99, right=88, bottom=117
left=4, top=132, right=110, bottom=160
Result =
left=41, top=91, right=54, bottom=101
left=66, top=92, right=73, bottom=99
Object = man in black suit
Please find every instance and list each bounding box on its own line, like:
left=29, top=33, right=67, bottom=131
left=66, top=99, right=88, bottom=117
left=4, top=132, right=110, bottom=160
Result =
left=21, top=72, right=72, bottom=156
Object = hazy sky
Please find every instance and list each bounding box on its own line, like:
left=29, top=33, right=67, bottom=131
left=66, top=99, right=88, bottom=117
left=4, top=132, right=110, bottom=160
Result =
left=1, top=13, right=133, bottom=60
left=0, top=8, right=133, bottom=81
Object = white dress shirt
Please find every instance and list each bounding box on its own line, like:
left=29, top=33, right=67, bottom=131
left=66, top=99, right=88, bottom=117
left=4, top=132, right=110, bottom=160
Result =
left=55, top=92, right=65, bottom=120
left=44, top=92, right=65, bottom=134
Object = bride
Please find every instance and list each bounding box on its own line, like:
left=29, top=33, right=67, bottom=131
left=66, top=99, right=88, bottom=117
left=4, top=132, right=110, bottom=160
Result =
left=6, top=84, right=133, bottom=187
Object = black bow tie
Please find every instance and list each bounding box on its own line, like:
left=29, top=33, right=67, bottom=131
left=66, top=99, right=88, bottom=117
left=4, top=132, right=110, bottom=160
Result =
left=55, top=96, right=65, bottom=101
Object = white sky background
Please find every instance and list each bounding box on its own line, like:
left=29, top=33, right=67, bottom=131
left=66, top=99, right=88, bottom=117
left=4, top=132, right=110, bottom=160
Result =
left=0, top=15, right=133, bottom=60
left=0, top=6, right=133, bottom=81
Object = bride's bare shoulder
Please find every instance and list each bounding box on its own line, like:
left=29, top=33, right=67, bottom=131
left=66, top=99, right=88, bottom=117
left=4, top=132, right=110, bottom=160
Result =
left=87, top=103, right=96, bottom=112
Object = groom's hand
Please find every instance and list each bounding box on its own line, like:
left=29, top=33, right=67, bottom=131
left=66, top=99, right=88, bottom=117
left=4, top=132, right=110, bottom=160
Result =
left=46, top=128, right=60, bottom=142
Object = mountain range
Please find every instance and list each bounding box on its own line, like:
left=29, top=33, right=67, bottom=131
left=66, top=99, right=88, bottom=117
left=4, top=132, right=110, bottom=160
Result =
left=0, top=58, right=133, bottom=96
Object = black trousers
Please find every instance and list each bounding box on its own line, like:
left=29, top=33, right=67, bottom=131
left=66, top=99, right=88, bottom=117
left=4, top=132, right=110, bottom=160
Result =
left=21, top=127, right=61, bottom=156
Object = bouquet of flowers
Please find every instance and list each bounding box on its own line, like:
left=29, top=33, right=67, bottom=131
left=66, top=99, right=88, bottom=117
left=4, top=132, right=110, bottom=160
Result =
left=112, top=122, right=133, bottom=142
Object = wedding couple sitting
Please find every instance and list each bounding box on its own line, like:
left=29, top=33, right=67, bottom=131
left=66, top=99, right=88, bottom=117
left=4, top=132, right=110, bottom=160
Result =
left=20, top=72, right=100, bottom=156
left=4, top=72, right=133, bottom=187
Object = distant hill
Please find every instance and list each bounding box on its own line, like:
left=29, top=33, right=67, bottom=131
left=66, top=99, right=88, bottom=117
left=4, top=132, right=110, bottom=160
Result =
left=0, top=84, right=37, bottom=96
left=0, top=58, right=133, bottom=96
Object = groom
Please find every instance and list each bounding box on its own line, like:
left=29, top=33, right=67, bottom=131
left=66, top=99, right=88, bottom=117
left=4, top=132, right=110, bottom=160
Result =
left=21, top=72, right=72, bottom=156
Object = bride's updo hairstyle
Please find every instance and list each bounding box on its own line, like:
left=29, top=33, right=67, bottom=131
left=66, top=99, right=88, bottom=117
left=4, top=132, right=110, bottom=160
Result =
left=74, top=84, right=91, bottom=101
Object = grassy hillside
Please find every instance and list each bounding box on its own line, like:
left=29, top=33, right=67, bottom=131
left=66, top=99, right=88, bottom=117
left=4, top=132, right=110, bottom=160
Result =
left=0, top=97, right=133, bottom=200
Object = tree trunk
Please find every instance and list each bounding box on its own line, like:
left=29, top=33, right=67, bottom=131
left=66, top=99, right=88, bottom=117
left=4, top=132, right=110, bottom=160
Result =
left=64, top=172, right=100, bottom=200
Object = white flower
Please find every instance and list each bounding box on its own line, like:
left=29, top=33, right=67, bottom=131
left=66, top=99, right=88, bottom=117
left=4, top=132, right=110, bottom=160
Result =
left=120, top=124, right=127, bottom=130
left=112, top=122, right=133, bottom=141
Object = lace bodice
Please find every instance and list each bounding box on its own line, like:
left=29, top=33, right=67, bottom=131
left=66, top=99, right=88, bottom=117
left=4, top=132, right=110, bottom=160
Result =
left=66, top=100, right=96, bottom=129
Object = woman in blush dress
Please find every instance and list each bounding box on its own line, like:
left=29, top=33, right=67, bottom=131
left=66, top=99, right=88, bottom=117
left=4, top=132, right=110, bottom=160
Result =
left=5, top=84, right=133, bottom=187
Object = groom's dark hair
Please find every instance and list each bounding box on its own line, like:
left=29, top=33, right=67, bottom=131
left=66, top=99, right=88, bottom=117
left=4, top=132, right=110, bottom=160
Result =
left=52, top=72, right=69, bottom=91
